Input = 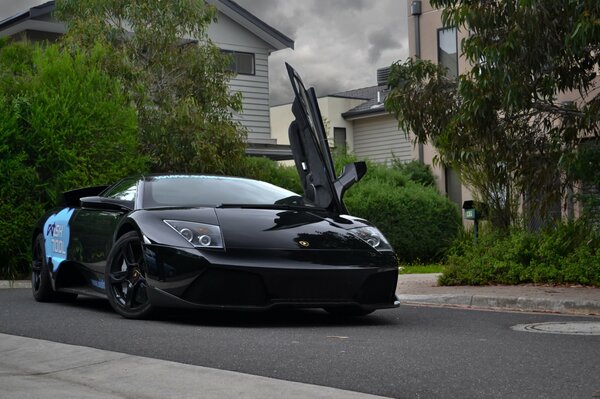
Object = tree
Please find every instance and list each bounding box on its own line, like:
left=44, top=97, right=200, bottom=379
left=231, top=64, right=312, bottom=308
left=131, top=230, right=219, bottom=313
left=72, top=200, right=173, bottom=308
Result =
left=55, top=0, right=248, bottom=174
left=385, top=0, right=600, bottom=229
left=0, top=41, right=145, bottom=278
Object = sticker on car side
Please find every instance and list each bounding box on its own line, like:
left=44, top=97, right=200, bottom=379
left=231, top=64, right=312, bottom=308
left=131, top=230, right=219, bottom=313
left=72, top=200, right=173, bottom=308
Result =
left=43, top=208, right=75, bottom=272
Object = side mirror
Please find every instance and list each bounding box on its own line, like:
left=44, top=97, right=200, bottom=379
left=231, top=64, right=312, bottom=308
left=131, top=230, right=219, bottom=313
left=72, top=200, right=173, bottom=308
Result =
left=334, top=161, right=367, bottom=203
left=80, top=196, right=133, bottom=212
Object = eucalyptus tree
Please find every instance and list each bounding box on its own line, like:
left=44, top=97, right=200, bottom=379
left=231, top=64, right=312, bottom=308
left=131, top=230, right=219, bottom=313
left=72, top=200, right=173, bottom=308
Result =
left=385, top=0, right=600, bottom=228
left=56, top=0, right=247, bottom=174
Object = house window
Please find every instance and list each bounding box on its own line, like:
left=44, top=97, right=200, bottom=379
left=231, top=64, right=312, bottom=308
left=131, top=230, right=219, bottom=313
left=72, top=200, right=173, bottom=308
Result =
left=334, top=127, right=347, bottom=152
left=222, top=50, right=255, bottom=75
left=437, top=27, right=458, bottom=78
left=445, top=166, right=462, bottom=207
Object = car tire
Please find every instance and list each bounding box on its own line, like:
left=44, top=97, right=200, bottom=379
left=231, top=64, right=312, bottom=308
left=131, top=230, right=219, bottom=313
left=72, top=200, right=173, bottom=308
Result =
left=324, top=306, right=374, bottom=317
left=105, top=231, right=153, bottom=319
left=32, top=234, right=77, bottom=302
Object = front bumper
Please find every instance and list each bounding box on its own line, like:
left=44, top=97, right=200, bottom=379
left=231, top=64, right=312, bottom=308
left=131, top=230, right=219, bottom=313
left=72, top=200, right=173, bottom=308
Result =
left=143, top=244, right=399, bottom=311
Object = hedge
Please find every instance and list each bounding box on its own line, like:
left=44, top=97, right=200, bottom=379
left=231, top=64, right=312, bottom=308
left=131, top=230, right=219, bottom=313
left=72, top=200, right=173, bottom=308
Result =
left=440, top=221, right=600, bottom=286
left=243, top=155, right=461, bottom=263
left=0, top=42, right=146, bottom=279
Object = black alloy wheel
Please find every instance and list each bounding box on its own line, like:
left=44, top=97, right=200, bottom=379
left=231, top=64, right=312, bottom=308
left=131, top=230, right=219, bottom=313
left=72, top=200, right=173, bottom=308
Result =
left=32, top=233, right=77, bottom=302
left=105, top=231, right=153, bottom=319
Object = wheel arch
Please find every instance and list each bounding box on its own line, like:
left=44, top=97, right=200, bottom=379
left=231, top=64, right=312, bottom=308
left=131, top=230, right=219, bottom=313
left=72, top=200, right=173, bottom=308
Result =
left=32, top=228, right=43, bottom=248
left=114, top=220, right=141, bottom=243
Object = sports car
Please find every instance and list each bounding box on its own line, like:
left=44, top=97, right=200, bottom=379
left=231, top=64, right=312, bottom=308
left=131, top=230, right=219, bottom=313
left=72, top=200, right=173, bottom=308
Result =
left=31, top=64, right=399, bottom=319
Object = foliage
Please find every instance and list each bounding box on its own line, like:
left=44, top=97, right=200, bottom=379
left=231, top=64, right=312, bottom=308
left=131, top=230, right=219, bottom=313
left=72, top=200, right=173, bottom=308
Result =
left=238, top=157, right=302, bottom=194
left=334, top=152, right=408, bottom=188
left=385, top=0, right=600, bottom=229
left=341, top=159, right=461, bottom=263
left=440, top=221, right=600, bottom=286
left=392, top=159, right=436, bottom=187
left=238, top=153, right=461, bottom=262
left=567, top=141, right=600, bottom=220
left=55, top=0, right=248, bottom=174
left=0, top=41, right=144, bottom=279
left=399, top=264, right=446, bottom=274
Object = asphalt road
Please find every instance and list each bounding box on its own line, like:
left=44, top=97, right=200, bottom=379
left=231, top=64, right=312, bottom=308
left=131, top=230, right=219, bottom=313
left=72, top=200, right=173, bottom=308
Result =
left=1, top=289, right=599, bottom=399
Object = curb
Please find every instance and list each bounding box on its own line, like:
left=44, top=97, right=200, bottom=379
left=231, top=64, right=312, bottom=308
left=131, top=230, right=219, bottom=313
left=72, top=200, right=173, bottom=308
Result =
left=4, top=280, right=600, bottom=316
left=397, top=294, right=600, bottom=316
left=0, top=280, right=31, bottom=289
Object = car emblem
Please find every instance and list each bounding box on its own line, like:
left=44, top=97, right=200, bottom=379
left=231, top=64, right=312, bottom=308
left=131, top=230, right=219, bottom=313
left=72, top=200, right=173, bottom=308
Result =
left=298, top=240, right=310, bottom=248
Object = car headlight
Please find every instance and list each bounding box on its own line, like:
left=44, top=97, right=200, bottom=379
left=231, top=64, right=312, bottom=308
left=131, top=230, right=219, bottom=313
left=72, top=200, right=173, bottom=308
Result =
left=349, top=226, right=393, bottom=251
left=164, top=220, right=224, bottom=249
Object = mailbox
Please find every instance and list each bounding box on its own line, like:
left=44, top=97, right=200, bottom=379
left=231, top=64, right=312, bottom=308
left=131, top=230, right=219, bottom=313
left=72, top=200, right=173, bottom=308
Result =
left=462, top=200, right=486, bottom=244
left=462, top=200, right=487, bottom=221
left=463, top=200, right=477, bottom=220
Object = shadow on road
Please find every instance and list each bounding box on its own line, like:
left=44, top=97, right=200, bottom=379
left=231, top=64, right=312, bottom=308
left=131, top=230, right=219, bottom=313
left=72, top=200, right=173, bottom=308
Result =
left=66, top=296, right=399, bottom=328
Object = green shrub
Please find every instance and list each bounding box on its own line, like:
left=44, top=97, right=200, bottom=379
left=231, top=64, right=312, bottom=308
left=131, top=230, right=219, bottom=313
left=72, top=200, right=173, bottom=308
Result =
left=0, top=42, right=146, bottom=279
left=440, top=221, right=600, bottom=286
left=238, top=157, right=302, bottom=193
left=345, top=177, right=461, bottom=263
left=393, top=159, right=436, bottom=187
left=335, top=152, right=408, bottom=188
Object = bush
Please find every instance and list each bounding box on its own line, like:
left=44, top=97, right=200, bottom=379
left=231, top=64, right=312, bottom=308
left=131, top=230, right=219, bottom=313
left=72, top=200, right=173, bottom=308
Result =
left=393, top=159, right=436, bottom=187
left=440, top=221, right=600, bottom=286
left=0, top=42, right=146, bottom=279
left=238, top=157, right=302, bottom=193
left=238, top=153, right=461, bottom=263
left=341, top=159, right=461, bottom=262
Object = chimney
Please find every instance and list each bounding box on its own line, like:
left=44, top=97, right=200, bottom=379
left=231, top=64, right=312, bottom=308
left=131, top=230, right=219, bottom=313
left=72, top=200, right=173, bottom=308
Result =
left=377, top=67, right=390, bottom=86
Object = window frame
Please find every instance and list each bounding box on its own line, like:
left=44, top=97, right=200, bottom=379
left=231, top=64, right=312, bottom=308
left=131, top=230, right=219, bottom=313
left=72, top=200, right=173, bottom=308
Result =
left=437, top=26, right=459, bottom=79
left=222, top=50, right=256, bottom=76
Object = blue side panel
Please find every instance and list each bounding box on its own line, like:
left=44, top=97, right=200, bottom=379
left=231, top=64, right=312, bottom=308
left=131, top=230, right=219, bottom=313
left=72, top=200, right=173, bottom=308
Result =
left=43, top=208, right=75, bottom=272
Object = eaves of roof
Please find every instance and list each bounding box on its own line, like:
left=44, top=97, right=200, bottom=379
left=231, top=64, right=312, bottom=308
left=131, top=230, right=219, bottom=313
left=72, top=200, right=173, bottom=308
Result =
left=329, top=85, right=381, bottom=101
left=0, top=0, right=294, bottom=51
left=0, top=1, right=55, bottom=31
left=340, top=86, right=390, bottom=119
left=208, top=0, right=294, bottom=50
left=341, top=105, right=389, bottom=120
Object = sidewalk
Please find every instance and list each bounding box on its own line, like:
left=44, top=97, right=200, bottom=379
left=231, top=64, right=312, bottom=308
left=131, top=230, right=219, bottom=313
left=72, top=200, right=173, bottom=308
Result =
left=396, top=273, right=600, bottom=316
left=0, top=333, right=388, bottom=399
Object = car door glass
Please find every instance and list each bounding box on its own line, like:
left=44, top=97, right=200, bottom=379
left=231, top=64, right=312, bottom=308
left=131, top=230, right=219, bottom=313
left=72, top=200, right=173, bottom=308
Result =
left=103, top=179, right=137, bottom=202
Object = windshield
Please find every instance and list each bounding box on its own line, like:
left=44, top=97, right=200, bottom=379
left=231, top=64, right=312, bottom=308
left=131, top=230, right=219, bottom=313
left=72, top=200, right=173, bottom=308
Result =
left=142, top=175, right=316, bottom=208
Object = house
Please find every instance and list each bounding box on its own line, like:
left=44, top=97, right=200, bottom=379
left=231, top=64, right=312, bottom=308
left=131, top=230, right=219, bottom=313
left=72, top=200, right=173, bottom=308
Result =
left=270, top=65, right=467, bottom=210
left=0, top=0, right=294, bottom=160
left=406, top=0, right=471, bottom=210
left=407, top=1, right=600, bottom=225
left=271, top=67, right=415, bottom=165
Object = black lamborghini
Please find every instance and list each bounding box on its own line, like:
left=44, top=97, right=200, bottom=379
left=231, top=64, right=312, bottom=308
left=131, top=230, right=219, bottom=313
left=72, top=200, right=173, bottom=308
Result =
left=31, top=64, right=399, bottom=319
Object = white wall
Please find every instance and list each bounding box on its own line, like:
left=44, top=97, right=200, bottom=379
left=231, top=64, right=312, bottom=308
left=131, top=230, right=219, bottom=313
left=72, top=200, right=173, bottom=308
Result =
left=270, top=96, right=365, bottom=149
left=352, top=115, right=412, bottom=164
left=209, top=12, right=276, bottom=144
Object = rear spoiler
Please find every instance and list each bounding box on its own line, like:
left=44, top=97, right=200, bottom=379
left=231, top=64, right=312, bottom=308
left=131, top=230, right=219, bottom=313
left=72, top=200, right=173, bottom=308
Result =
left=58, top=185, right=109, bottom=207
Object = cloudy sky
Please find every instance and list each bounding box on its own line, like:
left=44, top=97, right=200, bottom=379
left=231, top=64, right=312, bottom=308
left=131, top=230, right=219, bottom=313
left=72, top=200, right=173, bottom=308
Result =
left=0, top=0, right=409, bottom=105
left=234, top=0, right=409, bottom=104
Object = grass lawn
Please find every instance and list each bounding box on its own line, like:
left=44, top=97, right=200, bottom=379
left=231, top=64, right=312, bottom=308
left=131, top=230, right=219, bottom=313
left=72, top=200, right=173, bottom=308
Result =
left=399, top=264, right=445, bottom=274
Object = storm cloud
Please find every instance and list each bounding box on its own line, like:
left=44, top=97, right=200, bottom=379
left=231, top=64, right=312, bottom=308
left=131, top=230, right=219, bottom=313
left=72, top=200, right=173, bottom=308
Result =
left=235, top=0, right=409, bottom=104
left=0, top=0, right=409, bottom=105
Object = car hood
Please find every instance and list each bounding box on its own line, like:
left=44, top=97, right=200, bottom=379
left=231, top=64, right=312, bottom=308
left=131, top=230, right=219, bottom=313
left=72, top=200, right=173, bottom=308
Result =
left=215, top=207, right=372, bottom=251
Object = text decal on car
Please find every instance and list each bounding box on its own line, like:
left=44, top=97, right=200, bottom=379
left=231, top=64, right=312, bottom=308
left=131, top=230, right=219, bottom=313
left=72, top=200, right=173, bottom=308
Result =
left=43, top=208, right=75, bottom=272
